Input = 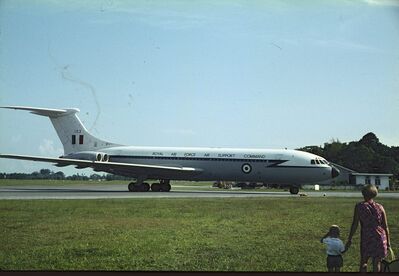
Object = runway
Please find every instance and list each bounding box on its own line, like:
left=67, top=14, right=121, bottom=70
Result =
left=1, top=183, right=399, bottom=200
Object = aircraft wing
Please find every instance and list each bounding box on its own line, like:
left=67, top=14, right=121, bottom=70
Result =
left=0, top=154, right=202, bottom=178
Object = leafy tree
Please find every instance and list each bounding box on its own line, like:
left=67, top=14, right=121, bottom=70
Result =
left=299, top=133, right=399, bottom=179
left=40, top=169, right=51, bottom=176
left=54, top=171, right=65, bottom=180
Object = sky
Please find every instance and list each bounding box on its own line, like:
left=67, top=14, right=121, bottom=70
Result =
left=0, top=0, right=398, bottom=175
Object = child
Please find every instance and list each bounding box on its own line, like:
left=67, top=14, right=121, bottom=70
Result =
left=321, top=225, right=345, bottom=272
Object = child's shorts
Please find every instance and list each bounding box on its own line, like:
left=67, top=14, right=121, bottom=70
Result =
left=327, top=255, right=343, bottom=268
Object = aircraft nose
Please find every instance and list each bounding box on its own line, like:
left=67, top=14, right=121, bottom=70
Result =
left=331, top=166, right=340, bottom=178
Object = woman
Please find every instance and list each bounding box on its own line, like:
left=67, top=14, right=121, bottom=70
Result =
left=345, top=184, right=391, bottom=272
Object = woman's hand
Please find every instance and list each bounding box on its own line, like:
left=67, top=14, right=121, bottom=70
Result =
left=345, top=240, right=352, bottom=251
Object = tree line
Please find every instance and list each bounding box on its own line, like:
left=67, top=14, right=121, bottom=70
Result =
left=0, top=169, right=132, bottom=181
left=299, top=132, right=399, bottom=179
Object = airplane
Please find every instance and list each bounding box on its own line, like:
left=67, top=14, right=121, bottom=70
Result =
left=0, top=106, right=340, bottom=194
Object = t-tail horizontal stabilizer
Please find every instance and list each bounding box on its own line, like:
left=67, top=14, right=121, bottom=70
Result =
left=0, top=106, right=120, bottom=155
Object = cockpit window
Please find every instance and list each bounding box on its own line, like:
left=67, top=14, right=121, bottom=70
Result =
left=311, top=159, right=328, bottom=165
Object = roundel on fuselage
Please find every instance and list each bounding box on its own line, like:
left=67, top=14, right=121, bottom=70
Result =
left=241, top=163, right=252, bottom=174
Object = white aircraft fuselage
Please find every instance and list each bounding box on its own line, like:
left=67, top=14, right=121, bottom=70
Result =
left=91, top=146, right=335, bottom=184
left=0, top=106, right=340, bottom=193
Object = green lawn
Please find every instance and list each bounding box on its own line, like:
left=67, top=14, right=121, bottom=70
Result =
left=0, top=179, right=129, bottom=186
left=0, top=197, right=398, bottom=271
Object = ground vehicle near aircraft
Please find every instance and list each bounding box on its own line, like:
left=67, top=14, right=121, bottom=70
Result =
left=0, top=106, right=340, bottom=194
left=213, top=181, right=263, bottom=189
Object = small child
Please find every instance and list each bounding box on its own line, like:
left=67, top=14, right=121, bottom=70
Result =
left=321, top=225, right=345, bottom=272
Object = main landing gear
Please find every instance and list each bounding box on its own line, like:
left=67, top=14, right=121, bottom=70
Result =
left=289, top=186, right=300, bottom=195
left=128, top=179, right=171, bottom=192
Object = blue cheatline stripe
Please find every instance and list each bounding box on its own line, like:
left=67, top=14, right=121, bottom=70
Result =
left=270, top=166, right=323, bottom=169
left=108, top=155, right=322, bottom=169
left=109, top=155, right=285, bottom=163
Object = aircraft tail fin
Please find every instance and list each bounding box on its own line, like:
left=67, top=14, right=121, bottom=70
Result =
left=0, top=106, right=120, bottom=156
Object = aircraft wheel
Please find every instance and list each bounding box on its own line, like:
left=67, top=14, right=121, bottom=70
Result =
left=151, top=183, right=161, bottom=192
left=161, top=183, right=171, bottom=192
left=289, top=186, right=299, bottom=195
left=142, top=182, right=150, bottom=192
left=128, top=182, right=136, bottom=192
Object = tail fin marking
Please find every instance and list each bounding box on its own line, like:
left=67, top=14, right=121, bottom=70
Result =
left=0, top=106, right=120, bottom=155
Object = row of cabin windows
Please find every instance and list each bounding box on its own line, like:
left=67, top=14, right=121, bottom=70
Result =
left=114, top=156, right=271, bottom=162
left=72, top=135, right=84, bottom=145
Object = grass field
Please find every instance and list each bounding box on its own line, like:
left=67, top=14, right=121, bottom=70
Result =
left=1, top=196, right=398, bottom=272
left=0, top=179, right=135, bottom=186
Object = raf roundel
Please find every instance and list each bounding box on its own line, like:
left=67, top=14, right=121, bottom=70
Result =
left=241, top=163, right=252, bottom=174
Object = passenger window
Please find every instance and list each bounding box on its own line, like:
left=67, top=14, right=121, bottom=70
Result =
left=311, top=160, right=315, bottom=165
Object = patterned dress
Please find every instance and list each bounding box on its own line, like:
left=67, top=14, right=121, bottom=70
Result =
left=357, top=200, right=388, bottom=258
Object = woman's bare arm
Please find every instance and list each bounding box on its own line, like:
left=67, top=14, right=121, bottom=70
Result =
left=381, top=207, right=390, bottom=248
left=346, top=204, right=359, bottom=250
